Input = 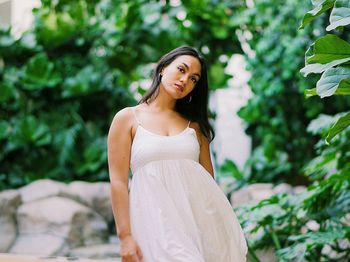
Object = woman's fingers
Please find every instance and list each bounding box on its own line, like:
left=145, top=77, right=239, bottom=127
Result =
left=136, top=245, right=143, bottom=261
left=121, top=252, right=136, bottom=262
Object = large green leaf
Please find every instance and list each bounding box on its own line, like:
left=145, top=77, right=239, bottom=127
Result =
left=21, top=53, right=61, bottom=90
left=0, top=81, right=15, bottom=103
left=300, top=57, right=350, bottom=76
left=300, top=34, right=350, bottom=76
left=316, top=66, right=350, bottom=97
left=306, top=34, right=350, bottom=64
left=10, top=116, right=52, bottom=147
left=327, top=0, right=350, bottom=31
left=299, top=0, right=335, bottom=29
left=62, top=65, right=101, bottom=97
left=325, top=111, right=350, bottom=144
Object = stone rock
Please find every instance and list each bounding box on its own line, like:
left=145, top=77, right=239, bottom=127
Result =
left=293, top=185, right=307, bottom=194
left=231, top=183, right=299, bottom=208
left=306, top=220, right=320, bottom=231
left=19, top=179, right=69, bottom=203
left=273, top=183, right=293, bottom=194
left=246, top=183, right=274, bottom=192
left=8, top=233, right=68, bottom=256
left=69, top=243, right=121, bottom=260
left=231, top=183, right=274, bottom=207
left=250, top=189, right=274, bottom=202
left=0, top=253, right=119, bottom=262
left=322, top=241, right=350, bottom=261
left=254, top=247, right=277, bottom=262
left=64, top=181, right=113, bottom=225
left=0, top=190, right=21, bottom=252
left=230, top=187, right=252, bottom=208
left=10, top=196, right=108, bottom=256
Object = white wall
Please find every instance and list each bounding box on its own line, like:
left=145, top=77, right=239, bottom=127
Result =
left=211, top=54, right=252, bottom=173
left=11, top=0, right=40, bottom=38
left=0, top=0, right=12, bottom=27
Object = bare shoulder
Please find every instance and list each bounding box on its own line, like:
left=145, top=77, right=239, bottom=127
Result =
left=108, top=107, right=135, bottom=136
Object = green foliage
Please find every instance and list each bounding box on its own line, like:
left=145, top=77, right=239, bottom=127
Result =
left=237, top=118, right=350, bottom=261
left=0, top=0, right=247, bottom=190
left=300, top=34, right=350, bottom=77
left=326, top=111, right=350, bottom=144
left=299, top=0, right=336, bottom=29
left=236, top=1, right=350, bottom=260
left=236, top=0, right=350, bottom=185
left=21, top=53, right=61, bottom=90
left=300, top=0, right=350, bottom=145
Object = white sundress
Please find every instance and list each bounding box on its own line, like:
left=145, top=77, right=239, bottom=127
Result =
left=128, top=107, right=248, bottom=261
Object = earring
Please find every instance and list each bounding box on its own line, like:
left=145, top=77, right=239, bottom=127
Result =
left=188, top=95, right=192, bottom=103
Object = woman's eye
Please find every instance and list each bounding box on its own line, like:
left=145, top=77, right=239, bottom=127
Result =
left=178, top=67, right=185, bottom=73
left=191, top=78, right=197, bottom=83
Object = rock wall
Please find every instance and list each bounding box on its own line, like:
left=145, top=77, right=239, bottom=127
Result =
left=0, top=179, right=119, bottom=260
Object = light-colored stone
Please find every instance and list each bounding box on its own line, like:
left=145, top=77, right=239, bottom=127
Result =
left=230, top=182, right=304, bottom=208
left=0, top=253, right=120, bottom=262
left=0, top=216, right=17, bottom=252
left=0, top=190, right=21, bottom=252
left=0, top=190, right=22, bottom=212
left=230, top=187, right=252, bottom=208
left=306, top=220, right=320, bottom=231
left=293, top=186, right=307, bottom=194
left=9, top=233, right=68, bottom=256
left=322, top=241, right=349, bottom=261
left=19, top=179, right=69, bottom=203
left=250, top=189, right=274, bottom=201
left=246, top=183, right=274, bottom=192
left=69, top=243, right=120, bottom=260
left=254, top=247, right=277, bottom=262
left=231, top=183, right=275, bottom=207
left=273, top=183, right=292, bottom=194
left=15, top=196, right=108, bottom=251
left=64, top=181, right=113, bottom=224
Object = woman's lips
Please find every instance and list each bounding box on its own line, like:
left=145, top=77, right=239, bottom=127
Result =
left=174, top=84, right=184, bottom=92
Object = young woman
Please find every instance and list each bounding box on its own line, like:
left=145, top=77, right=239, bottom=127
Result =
left=107, top=46, right=248, bottom=262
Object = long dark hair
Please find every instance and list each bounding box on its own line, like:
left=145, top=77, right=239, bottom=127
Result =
left=138, top=45, right=215, bottom=142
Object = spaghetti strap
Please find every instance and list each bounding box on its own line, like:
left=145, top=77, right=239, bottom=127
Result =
left=187, top=120, right=191, bottom=128
left=131, top=107, right=140, bottom=125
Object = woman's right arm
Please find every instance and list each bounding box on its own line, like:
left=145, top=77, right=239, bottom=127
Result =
left=107, top=107, right=133, bottom=240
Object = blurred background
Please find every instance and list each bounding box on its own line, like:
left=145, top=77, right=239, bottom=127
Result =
left=0, top=0, right=349, bottom=261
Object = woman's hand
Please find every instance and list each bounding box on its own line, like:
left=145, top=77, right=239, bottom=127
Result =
left=120, top=235, right=144, bottom=262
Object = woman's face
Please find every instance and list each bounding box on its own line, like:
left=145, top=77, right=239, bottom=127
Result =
left=160, top=55, right=201, bottom=99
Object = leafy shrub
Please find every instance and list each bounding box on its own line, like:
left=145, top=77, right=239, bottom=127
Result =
left=236, top=0, right=350, bottom=185
left=236, top=1, right=350, bottom=260
left=237, top=115, right=350, bottom=261
left=0, top=0, right=248, bottom=190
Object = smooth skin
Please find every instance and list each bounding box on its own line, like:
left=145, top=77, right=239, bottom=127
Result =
left=107, top=55, right=214, bottom=262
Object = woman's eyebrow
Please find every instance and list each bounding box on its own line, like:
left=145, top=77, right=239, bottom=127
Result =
left=181, top=62, right=201, bottom=78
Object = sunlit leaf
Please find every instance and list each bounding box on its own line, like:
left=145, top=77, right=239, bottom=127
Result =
left=327, top=0, right=350, bottom=31
left=316, top=66, right=350, bottom=98
left=21, top=53, right=61, bottom=90
left=299, top=0, right=335, bottom=29
left=325, top=111, right=350, bottom=144
left=306, top=34, right=350, bottom=64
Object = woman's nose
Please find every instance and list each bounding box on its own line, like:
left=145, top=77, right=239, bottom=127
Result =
left=180, top=74, right=187, bottom=83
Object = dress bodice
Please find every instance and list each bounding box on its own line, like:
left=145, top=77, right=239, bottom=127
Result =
left=130, top=108, right=200, bottom=174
